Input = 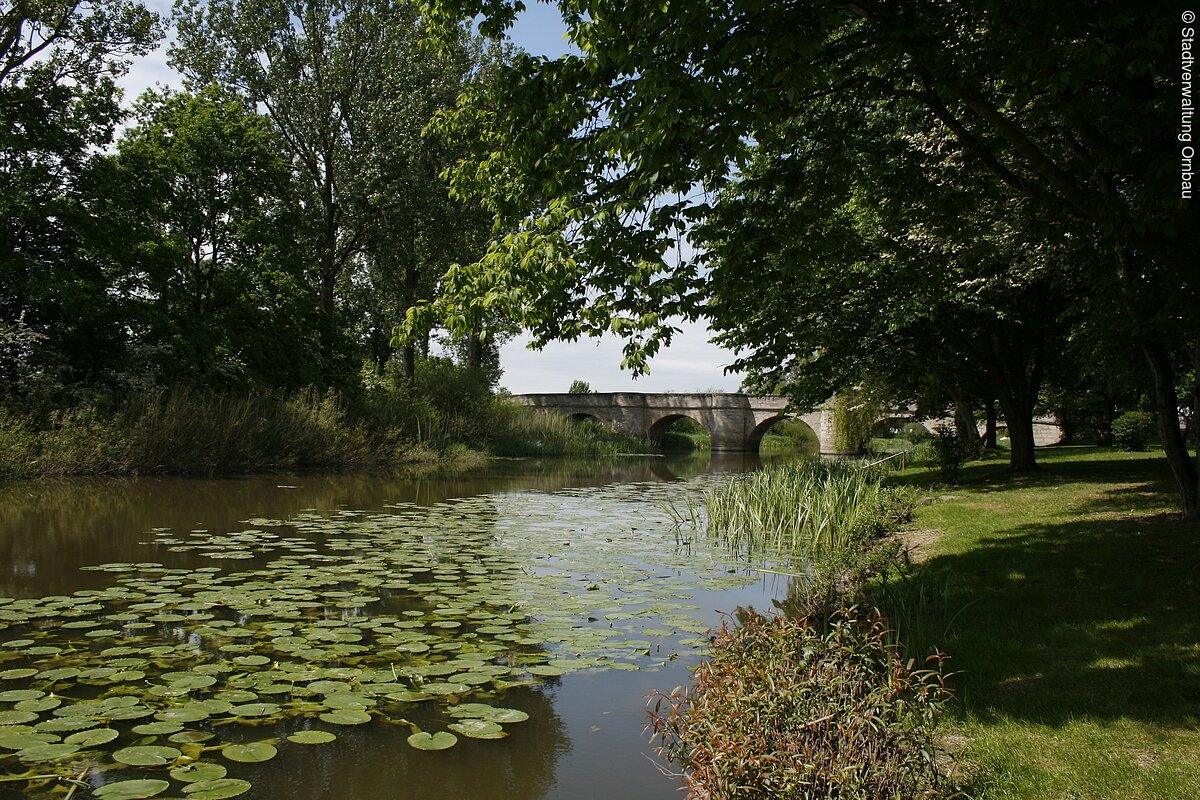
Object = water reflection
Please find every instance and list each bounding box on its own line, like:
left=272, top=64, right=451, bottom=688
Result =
left=0, top=454, right=784, bottom=598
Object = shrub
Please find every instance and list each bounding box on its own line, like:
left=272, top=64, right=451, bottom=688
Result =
left=0, top=409, right=38, bottom=479
left=647, top=608, right=959, bottom=800
left=568, top=380, right=594, bottom=394
left=929, top=423, right=969, bottom=482
left=483, top=401, right=648, bottom=456
left=1111, top=410, right=1153, bottom=451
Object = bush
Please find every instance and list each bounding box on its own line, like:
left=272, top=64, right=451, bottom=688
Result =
left=0, top=409, right=38, bottom=479
left=1111, top=410, right=1154, bottom=451
left=928, top=423, right=970, bottom=482
left=483, top=401, right=648, bottom=456
left=647, top=607, right=959, bottom=800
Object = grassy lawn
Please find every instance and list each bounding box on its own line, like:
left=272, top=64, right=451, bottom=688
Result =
left=893, top=447, right=1200, bottom=799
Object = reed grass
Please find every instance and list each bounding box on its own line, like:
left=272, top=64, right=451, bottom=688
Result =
left=695, top=460, right=894, bottom=555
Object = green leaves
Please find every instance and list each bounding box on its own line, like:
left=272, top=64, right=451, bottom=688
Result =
left=182, top=778, right=252, bottom=799
left=406, top=731, right=458, bottom=751
left=287, top=730, right=336, bottom=744
left=221, top=742, right=277, bottom=763
left=94, top=780, right=171, bottom=800
left=112, top=746, right=182, bottom=766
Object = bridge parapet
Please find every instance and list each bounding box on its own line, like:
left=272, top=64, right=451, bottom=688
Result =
left=511, top=393, right=1065, bottom=455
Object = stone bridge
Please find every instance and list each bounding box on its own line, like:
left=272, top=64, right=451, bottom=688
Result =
left=511, top=392, right=1063, bottom=454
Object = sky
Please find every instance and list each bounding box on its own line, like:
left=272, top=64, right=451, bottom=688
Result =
left=118, top=0, right=747, bottom=394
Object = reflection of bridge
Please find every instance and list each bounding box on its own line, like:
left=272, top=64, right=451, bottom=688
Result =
left=511, top=393, right=1063, bottom=455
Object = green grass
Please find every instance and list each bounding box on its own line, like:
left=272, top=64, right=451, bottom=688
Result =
left=889, top=447, right=1200, bottom=799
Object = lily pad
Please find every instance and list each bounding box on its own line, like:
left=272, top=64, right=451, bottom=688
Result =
left=170, top=762, right=228, bottom=783
left=113, top=744, right=182, bottom=766
left=448, top=719, right=507, bottom=739
left=132, top=721, right=184, bottom=735
left=64, top=727, right=119, bottom=747
left=287, top=730, right=336, bottom=744
left=317, top=709, right=371, bottom=725
left=406, top=731, right=458, bottom=751
left=448, top=704, right=530, bottom=724
left=222, top=741, right=277, bottom=763
left=0, top=709, right=39, bottom=724
left=16, top=742, right=81, bottom=760
left=182, top=778, right=252, bottom=799
left=230, top=702, right=281, bottom=718
left=525, top=665, right=566, bottom=676
left=94, top=779, right=171, bottom=800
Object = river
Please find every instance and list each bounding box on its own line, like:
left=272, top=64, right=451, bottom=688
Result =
left=0, top=452, right=801, bottom=800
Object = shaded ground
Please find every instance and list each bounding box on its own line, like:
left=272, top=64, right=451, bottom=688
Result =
left=891, top=448, right=1200, bottom=799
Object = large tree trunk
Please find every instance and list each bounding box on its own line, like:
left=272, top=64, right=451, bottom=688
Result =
left=317, top=157, right=339, bottom=379
left=402, top=344, right=416, bottom=380
left=466, top=334, right=483, bottom=373
left=402, top=261, right=420, bottom=380
left=951, top=389, right=981, bottom=451
left=318, top=267, right=337, bottom=379
left=1143, top=338, right=1200, bottom=520
left=986, top=320, right=1045, bottom=472
left=997, top=393, right=1038, bottom=472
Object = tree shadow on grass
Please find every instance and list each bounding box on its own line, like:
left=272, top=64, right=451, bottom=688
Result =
left=890, top=447, right=1181, bottom=490
left=903, top=460, right=1200, bottom=730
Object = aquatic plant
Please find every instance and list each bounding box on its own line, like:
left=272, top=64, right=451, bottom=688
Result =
left=647, top=608, right=961, bottom=800
left=0, top=478, right=759, bottom=797
left=689, top=460, right=902, bottom=556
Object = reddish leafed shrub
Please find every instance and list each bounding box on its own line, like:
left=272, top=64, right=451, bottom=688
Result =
left=647, top=608, right=961, bottom=800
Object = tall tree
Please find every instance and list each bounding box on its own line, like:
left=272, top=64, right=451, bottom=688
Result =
left=411, top=0, right=1198, bottom=513
left=103, top=86, right=317, bottom=386
left=170, top=0, right=496, bottom=382
left=1, top=0, right=161, bottom=391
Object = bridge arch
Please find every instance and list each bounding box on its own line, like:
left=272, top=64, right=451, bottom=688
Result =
left=646, top=412, right=710, bottom=450
left=871, top=415, right=936, bottom=440
left=567, top=412, right=606, bottom=425
left=746, top=414, right=820, bottom=453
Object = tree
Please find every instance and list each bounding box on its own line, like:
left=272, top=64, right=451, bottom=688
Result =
left=411, top=0, right=1198, bottom=513
left=1, top=0, right=162, bottom=392
left=103, top=86, right=318, bottom=386
left=568, top=380, right=593, bottom=394
left=170, top=0, right=498, bottom=383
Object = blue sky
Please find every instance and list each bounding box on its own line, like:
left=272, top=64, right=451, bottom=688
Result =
left=119, top=1, right=745, bottom=394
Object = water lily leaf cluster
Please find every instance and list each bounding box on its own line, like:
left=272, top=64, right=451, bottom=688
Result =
left=0, top=479, right=776, bottom=795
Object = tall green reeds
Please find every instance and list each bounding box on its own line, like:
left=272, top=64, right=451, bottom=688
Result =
left=696, top=460, right=892, bottom=555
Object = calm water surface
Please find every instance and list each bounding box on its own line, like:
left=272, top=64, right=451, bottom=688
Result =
left=0, top=452, right=800, bottom=800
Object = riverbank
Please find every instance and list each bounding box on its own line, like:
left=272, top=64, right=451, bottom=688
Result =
left=893, top=447, right=1200, bottom=799
left=0, top=388, right=646, bottom=480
